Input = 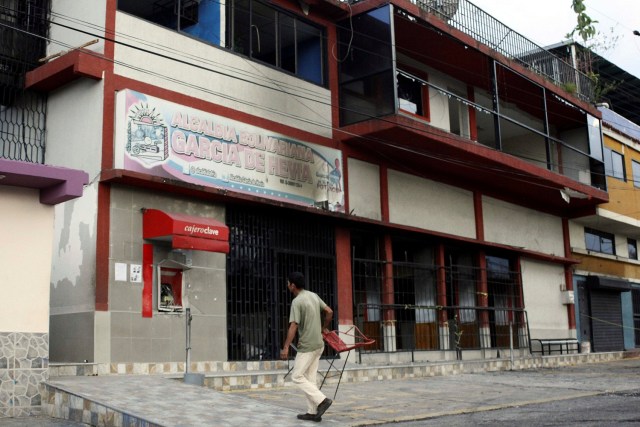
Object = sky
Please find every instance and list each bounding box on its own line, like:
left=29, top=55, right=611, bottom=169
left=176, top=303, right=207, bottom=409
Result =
left=468, top=0, right=640, bottom=78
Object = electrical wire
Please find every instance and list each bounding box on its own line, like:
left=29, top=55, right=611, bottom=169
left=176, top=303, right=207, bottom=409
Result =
left=0, top=4, right=635, bottom=194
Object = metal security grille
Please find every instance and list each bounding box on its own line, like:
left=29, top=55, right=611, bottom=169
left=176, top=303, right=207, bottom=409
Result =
left=353, top=257, right=524, bottom=352
left=226, top=206, right=336, bottom=361
left=0, top=0, right=50, bottom=163
left=632, top=288, right=640, bottom=347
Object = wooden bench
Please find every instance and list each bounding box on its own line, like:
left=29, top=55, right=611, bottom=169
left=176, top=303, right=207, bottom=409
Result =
left=530, top=338, right=580, bottom=356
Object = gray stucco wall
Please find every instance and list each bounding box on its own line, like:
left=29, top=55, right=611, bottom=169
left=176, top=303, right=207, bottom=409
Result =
left=107, top=186, right=227, bottom=363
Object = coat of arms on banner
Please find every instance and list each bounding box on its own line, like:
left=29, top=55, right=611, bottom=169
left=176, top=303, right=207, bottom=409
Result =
left=126, top=103, right=169, bottom=165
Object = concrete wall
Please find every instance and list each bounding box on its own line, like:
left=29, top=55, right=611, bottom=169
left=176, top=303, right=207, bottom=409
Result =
left=0, top=186, right=54, bottom=417
left=483, top=196, right=564, bottom=256
left=347, top=158, right=381, bottom=220
left=521, top=259, right=569, bottom=338
left=107, top=186, right=227, bottom=363
left=46, top=77, right=105, bottom=363
left=49, top=184, right=98, bottom=363
left=0, top=187, right=54, bottom=333
left=569, top=220, right=586, bottom=251
left=49, top=0, right=107, bottom=56
left=46, top=79, right=105, bottom=178
left=114, top=12, right=332, bottom=138
left=387, top=169, right=475, bottom=238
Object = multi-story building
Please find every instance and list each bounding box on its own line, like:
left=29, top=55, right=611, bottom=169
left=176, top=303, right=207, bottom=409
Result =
left=538, top=40, right=640, bottom=353
left=2, top=0, right=611, bottom=376
left=570, top=106, right=640, bottom=353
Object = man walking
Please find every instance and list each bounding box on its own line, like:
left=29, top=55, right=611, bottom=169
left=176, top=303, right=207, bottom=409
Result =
left=280, top=272, right=333, bottom=422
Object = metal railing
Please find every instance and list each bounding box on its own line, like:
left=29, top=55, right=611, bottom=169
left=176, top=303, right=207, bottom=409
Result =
left=412, top=0, right=594, bottom=102
left=396, top=69, right=605, bottom=190
left=0, top=0, right=50, bottom=164
left=355, top=303, right=530, bottom=361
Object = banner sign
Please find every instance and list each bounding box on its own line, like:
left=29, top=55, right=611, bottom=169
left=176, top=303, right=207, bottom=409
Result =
left=115, top=90, right=345, bottom=212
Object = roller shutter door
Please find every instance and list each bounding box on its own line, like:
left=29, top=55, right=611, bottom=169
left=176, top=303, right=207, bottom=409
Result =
left=590, top=290, right=623, bottom=352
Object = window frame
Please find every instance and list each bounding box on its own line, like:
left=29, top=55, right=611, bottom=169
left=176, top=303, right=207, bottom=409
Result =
left=603, top=147, right=625, bottom=181
left=397, top=70, right=430, bottom=121
left=227, top=0, right=326, bottom=86
left=632, top=160, right=640, bottom=188
left=585, top=227, right=616, bottom=255
left=628, top=238, right=638, bottom=260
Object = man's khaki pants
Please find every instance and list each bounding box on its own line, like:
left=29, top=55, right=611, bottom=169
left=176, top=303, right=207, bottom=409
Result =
left=291, top=346, right=326, bottom=414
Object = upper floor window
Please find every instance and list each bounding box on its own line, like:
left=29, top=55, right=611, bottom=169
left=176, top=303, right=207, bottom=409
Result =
left=397, top=71, right=429, bottom=118
left=227, top=0, right=325, bottom=85
left=585, top=228, right=615, bottom=255
left=628, top=238, right=638, bottom=260
left=118, top=0, right=224, bottom=45
left=603, top=147, right=625, bottom=181
left=117, top=0, right=325, bottom=85
left=632, top=160, right=640, bottom=187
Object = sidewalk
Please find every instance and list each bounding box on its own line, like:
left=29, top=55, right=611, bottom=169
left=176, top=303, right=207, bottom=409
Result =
left=28, top=355, right=640, bottom=426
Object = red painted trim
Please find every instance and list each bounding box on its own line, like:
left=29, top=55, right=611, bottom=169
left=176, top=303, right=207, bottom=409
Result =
left=142, top=244, right=154, bottom=318
left=565, top=265, right=576, bottom=330
left=24, top=50, right=108, bottom=92
left=380, top=165, right=389, bottom=222
left=335, top=227, right=353, bottom=324
left=436, top=244, right=447, bottom=324
left=337, top=114, right=608, bottom=216
left=104, top=0, right=117, bottom=62
left=327, top=26, right=341, bottom=139
left=422, top=82, right=431, bottom=123
left=100, top=168, right=581, bottom=266
left=562, top=218, right=572, bottom=262
left=477, top=251, right=489, bottom=327
left=111, top=76, right=334, bottom=148
left=474, top=191, right=484, bottom=241
left=382, top=234, right=394, bottom=321
left=562, top=218, right=576, bottom=330
left=514, top=256, right=527, bottom=326
left=95, top=0, right=117, bottom=313
left=95, top=184, right=110, bottom=311
left=467, top=85, right=477, bottom=141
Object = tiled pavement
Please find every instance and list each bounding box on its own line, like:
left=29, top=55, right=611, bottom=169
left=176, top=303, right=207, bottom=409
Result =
left=45, top=375, right=315, bottom=426
left=4, top=351, right=639, bottom=426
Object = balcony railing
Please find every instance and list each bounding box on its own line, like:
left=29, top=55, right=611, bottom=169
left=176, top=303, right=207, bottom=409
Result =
left=0, top=0, right=50, bottom=164
left=354, top=303, right=530, bottom=361
left=413, top=0, right=595, bottom=102
left=396, top=69, right=606, bottom=190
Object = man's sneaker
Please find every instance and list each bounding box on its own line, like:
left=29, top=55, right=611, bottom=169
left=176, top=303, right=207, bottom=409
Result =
left=315, top=398, right=332, bottom=421
left=297, top=413, right=321, bottom=422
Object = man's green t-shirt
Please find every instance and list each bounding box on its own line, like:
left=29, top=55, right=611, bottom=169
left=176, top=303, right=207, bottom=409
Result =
left=289, top=289, right=327, bottom=353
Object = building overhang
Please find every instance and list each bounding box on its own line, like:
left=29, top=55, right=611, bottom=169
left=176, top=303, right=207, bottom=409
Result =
left=339, top=115, right=608, bottom=217
left=573, top=208, right=640, bottom=240
left=586, top=275, right=632, bottom=291
left=142, top=208, right=230, bottom=253
left=0, top=158, right=89, bottom=205
left=25, top=48, right=108, bottom=92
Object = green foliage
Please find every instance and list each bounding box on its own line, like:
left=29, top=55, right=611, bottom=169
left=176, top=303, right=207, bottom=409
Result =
left=568, top=0, right=598, bottom=42
left=567, top=2, right=623, bottom=103
left=561, top=81, right=578, bottom=94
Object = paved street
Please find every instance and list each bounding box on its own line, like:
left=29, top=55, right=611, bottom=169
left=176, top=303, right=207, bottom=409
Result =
left=236, top=357, right=640, bottom=426
left=406, top=389, right=640, bottom=426
left=3, top=356, right=640, bottom=426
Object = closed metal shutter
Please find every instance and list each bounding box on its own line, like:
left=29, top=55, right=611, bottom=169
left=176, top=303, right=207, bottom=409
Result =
left=632, top=289, right=640, bottom=347
left=590, top=290, right=623, bottom=352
